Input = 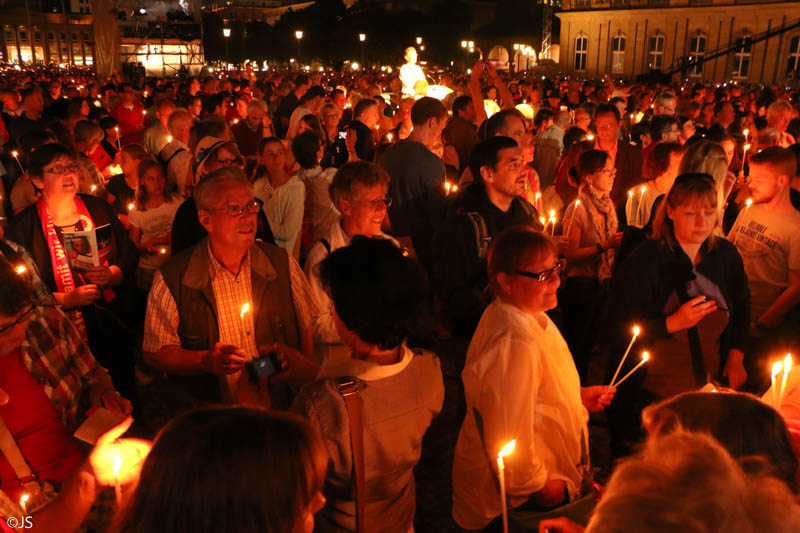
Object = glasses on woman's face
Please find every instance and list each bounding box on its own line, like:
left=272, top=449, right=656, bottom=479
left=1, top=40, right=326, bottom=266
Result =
left=0, top=305, right=35, bottom=336
left=515, top=260, right=564, bottom=283
left=44, top=163, right=79, bottom=175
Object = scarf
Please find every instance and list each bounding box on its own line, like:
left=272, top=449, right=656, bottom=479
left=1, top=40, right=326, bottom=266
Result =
left=37, top=197, right=113, bottom=341
left=579, top=187, right=618, bottom=281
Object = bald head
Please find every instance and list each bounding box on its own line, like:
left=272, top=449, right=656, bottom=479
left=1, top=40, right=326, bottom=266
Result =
left=167, top=108, right=193, bottom=143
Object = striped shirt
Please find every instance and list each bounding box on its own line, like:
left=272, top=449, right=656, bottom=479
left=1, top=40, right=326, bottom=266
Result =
left=143, top=242, right=316, bottom=401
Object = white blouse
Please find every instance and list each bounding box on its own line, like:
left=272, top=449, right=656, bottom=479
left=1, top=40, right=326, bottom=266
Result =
left=452, top=300, right=589, bottom=530
left=253, top=175, right=305, bottom=255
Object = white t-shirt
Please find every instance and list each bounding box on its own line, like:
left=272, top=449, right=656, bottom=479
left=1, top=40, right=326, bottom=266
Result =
left=400, top=63, right=426, bottom=96
left=253, top=176, right=306, bottom=255
left=129, top=197, right=183, bottom=273
left=728, top=203, right=800, bottom=320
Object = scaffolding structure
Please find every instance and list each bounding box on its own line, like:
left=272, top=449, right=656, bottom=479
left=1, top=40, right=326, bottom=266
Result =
left=120, top=36, right=205, bottom=76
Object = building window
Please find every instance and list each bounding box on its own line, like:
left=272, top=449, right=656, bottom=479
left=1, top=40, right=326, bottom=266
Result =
left=787, top=36, right=800, bottom=78
left=47, top=32, right=54, bottom=40
left=34, top=31, right=42, bottom=44
left=688, top=34, right=706, bottom=76
left=732, top=36, right=752, bottom=78
left=574, top=34, right=588, bottom=71
left=611, top=34, right=626, bottom=74
left=19, top=31, right=28, bottom=43
left=72, top=32, right=78, bottom=42
left=648, top=33, right=665, bottom=70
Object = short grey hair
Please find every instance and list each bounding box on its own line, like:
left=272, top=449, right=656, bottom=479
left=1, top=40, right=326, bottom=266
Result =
left=167, top=109, right=192, bottom=135
left=194, top=167, right=253, bottom=211
left=247, top=99, right=268, bottom=114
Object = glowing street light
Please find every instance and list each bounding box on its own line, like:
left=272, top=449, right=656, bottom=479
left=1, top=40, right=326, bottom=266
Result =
left=468, top=40, right=474, bottom=48
left=358, top=33, right=366, bottom=42
left=295, top=30, right=303, bottom=40
left=416, top=36, right=422, bottom=45
left=222, top=28, right=231, bottom=38
left=461, top=40, right=467, bottom=48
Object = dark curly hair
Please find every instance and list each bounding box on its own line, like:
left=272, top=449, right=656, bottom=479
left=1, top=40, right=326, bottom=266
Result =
left=319, top=236, right=427, bottom=350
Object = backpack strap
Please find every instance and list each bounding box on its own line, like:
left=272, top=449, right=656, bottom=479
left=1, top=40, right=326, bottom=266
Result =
left=163, top=147, right=186, bottom=168
left=337, top=378, right=366, bottom=533
left=465, top=211, right=491, bottom=260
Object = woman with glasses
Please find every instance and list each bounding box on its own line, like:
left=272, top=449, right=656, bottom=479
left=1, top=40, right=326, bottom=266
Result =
left=560, top=149, right=622, bottom=380
left=452, top=226, right=615, bottom=531
left=6, top=142, right=137, bottom=413
left=606, top=173, right=749, bottom=460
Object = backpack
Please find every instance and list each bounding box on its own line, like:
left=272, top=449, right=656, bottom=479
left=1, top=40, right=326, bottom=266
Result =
left=463, top=198, right=537, bottom=259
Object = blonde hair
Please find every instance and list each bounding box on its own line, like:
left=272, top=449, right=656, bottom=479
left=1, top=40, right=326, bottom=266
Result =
left=651, top=173, right=718, bottom=251
left=587, top=431, right=800, bottom=533
left=767, top=99, right=793, bottom=124
left=678, top=140, right=728, bottom=219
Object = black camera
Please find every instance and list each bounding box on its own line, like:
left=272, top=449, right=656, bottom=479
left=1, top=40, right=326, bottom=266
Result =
left=245, top=351, right=282, bottom=383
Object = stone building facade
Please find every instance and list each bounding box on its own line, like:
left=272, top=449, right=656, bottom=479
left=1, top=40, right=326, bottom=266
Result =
left=557, top=0, right=800, bottom=83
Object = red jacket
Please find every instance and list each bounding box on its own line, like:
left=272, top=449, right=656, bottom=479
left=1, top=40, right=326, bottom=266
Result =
left=110, top=103, right=145, bottom=145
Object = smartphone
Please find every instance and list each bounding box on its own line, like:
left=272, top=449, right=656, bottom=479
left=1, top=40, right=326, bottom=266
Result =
left=245, top=351, right=281, bottom=383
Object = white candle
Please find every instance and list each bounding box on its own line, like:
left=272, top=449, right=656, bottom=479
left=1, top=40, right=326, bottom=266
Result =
left=778, top=354, right=793, bottom=408
left=11, top=151, right=23, bottom=172
left=637, top=185, right=646, bottom=227
left=386, top=132, right=394, bottom=142
left=741, top=144, right=751, bottom=177
left=497, top=439, right=516, bottom=533
left=613, top=352, right=649, bottom=388
left=534, top=192, right=542, bottom=213
left=610, top=326, right=640, bottom=386
left=19, top=494, right=28, bottom=515
left=772, top=361, right=783, bottom=407
left=444, top=182, right=452, bottom=196
left=564, top=199, right=580, bottom=237
left=240, top=302, right=250, bottom=357
left=114, top=127, right=121, bottom=151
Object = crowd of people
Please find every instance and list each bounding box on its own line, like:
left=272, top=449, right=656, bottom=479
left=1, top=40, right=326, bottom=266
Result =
left=0, top=55, right=799, bottom=532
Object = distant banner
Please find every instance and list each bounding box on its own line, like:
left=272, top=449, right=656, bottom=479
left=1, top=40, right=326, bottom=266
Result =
left=91, top=0, right=120, bottom=77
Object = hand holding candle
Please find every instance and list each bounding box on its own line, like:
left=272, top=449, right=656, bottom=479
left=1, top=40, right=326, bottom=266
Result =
left=89, top=417, right=152, bottom=504
left=496, top=439, right=516, bottom=533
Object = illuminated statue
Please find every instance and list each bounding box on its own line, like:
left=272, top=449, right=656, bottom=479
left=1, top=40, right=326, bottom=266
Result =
left=400, top=47, right=426, bottom=97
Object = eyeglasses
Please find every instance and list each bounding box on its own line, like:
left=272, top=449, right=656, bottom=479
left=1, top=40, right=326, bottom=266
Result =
left=210, top=200, right=260, bottom=217
left=43, top=163, right=78, bottom=175
left=215, top=158, right=242, bottom=167
left=516, top=260, right=564, bottom=283
left=350, top=197, right=392, bottom=209
left=0, top=305, right=35, bottom=336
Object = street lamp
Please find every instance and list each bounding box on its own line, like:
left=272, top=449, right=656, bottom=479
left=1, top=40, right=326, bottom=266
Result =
left=416, top=36, right=422, bottom=45
left=359, top=33, right=366, bottom=42
left=223, top=28, right=231, bottom=69
left=358, top=33, right=366, bottom=67
left=468, top=40, right=474, bottom=48
left=461, top=40, right=467, bottom=48
left=295, top=30, right=303, bottom=67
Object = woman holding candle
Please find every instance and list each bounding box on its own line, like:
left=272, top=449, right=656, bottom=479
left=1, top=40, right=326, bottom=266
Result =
left=105, top=144, right=149, bottom=226
left=606, top=174, right=750, bottom=459
left=6, top=143, right=138, bottom=405
left=452, top=226, right=615, bottom=531
left=560, top=150, right=622, bottom=380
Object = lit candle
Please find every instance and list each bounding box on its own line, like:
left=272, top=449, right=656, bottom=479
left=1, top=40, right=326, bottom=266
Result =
left=635, top=112, right=644, bottom=123
left=743, top=128, right=750, bottom=140
left=91, top=184, right=97, bottom=193
left=496, top=439, right=516, bottom=533
left=141, top=110, right=147, bottom=116
left=548, top=209, right=557, bottom=237
left=741, top=143, right=751, bottom=177
left=15, top=265, right=27, bottom=275
left=453, top=185, right=459, bottom=193
left=19, top=494, right=28, bottom=515
left=772, top=361, right=783, bottom=407
left=444, top=181, right=452, bottom=196
left=386, top=132, right=393, bottom=142
left=240, top=302, right=250, bottom=356
left=539, top=216, right=546, bottom=230
left=778, top=354, right=793, bottom=407
left=613, top=352, right=649, bottom=387
left=167, top=135, right=173, bottom=144
left=586, top=133, right=595, bottom=141
left=564, top=199, right=580, bottom=237
left=114, top=126, right=121, bottom=151
left=637, top=185, right=647, bottom=227
left=11, top=150, right=23, bottom=172
left=610, top=325, right=640, bottom=386
left=159, top=247, right=167, bottom=255
left=94, top=99, right=102, bottom=107
left=113, top=453, right=122, bottom=503
left=127, top=203, right=134, bottom=212
left=232, top=119, right=239, bottom=125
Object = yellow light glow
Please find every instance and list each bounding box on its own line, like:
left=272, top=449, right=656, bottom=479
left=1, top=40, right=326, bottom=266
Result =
left=240, top=302, right=250, bottom=320
left=498, top=439, right=516, bottom=459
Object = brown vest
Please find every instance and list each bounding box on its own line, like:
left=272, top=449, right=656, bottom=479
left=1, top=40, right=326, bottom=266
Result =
left=158, top=239, right=301, bottom=406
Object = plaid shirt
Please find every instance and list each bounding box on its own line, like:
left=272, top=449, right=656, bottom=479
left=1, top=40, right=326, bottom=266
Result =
left=20, top=305, right=109, bottom=432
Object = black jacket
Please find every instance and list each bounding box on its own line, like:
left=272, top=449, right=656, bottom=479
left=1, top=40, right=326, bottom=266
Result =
left=608, top=237, right=750, bottom=373
left=433, top=184, right=538, bottom=338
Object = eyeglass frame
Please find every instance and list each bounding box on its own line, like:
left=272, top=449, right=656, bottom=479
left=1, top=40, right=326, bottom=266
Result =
left=515, top=260, right=564, bottom=283
left=43, top=163, right=79, bottom=176
left=206, top=200, right=261, bottom=217
left=0, top=304, right=35, bottom=336
left=346, top=196, right=392, bottom=210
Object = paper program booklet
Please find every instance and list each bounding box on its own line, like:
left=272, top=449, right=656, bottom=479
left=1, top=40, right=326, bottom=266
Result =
left=62, top=224, right=112, bottom=271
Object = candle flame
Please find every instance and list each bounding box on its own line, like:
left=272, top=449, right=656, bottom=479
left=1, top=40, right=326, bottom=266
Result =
left=640, top=185, right=646, bottom=194
left=453, top=185, right=459, bottom=192
left=127, top=203, right=134, bottom=212
left=575, top=199, right=581, bottom=207
left=159, top=248, right=167, bottom=254
left=233, top=119, right=239, bottom=124
left=743, top=128, right=749, bottom=137
left=167, top=135, right=173, bottom=143
left=628, top=189, right=633, bottom=198
left=785, top=353, right=793, bottom=374
left=240, top=302, right=250, bottom=319
left=387, top=133, right=393, bottom=141
left=142, top=110, right=147, bottom=115
left=641, top=351, right=650, bottom=362
left=11, top=150, right=19, bottom=158
left=539, top=216, right=546, bottom=226
left=19, top=494, right=28, bottom=506
left=94, top=100, right=101, bottom=107
left=112, top=455, right=122, bottom=477
left=535, top=192, right=541, bottom=201
left=445, top=182, right=451, bottom=192
left=586, top=134, right=595, bottom=141
left=772, top=361, right=784, bottom=378
left=114, top=126, right=119, bottom=132
left=746, top=198, right=753, bottom=208
left=744, top=143, right=751, bottom=151
left=633, top=325, right=640, bottom=336
left=498, top=439, right=516, bottom=459
left=91, top=185, right=97, bottom=192
left=15, top=265, right=27, bottom=275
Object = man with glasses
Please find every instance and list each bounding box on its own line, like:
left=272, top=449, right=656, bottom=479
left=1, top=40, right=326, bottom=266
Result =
left=144, top=167, right=315, bottom=414
left=304, top=161, right=398, bottom=361
left=593, top=103, right=643, bottom=215
left=110, top=82, right=145, bottom=145
left=652, top=91, right=678, bottom=117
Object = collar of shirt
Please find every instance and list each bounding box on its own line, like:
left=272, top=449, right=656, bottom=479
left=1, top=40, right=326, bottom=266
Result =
left=207, top=241, right=250, bottom=279
left=316, top=342, right=415, bottom=381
